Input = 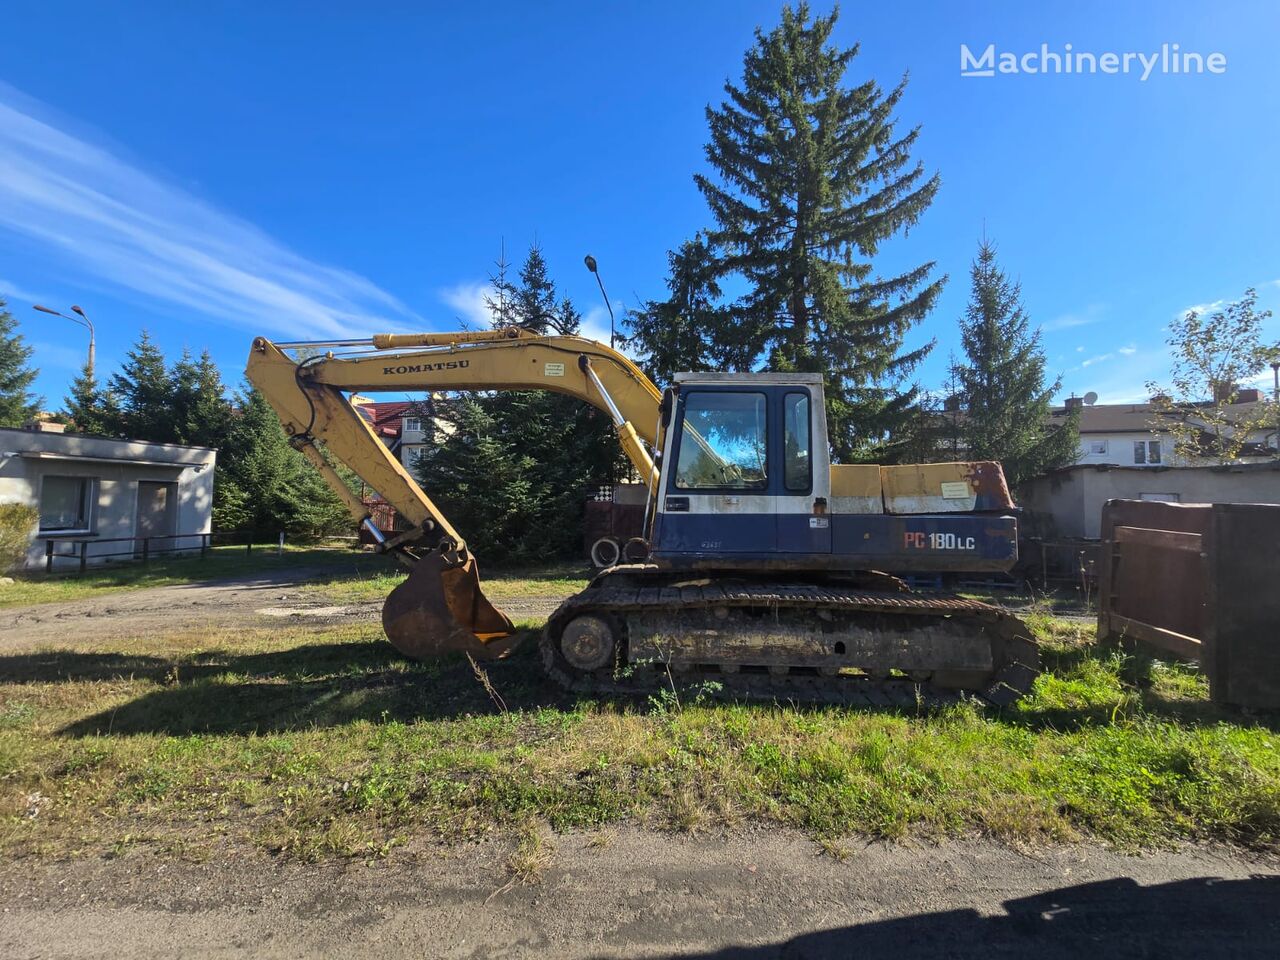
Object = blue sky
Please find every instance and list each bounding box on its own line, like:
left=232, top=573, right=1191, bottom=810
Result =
left=2, top=0, right=1278, bottom=408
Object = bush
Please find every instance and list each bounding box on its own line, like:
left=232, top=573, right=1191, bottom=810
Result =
left=0, top=502, right=37, bottom=573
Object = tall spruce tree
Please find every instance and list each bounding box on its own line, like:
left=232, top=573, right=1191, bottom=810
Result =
left=951, top=238, right=1077, bottom=488
left=693, top=4, right=942, bottom=461
left=0, top=297, right=41, bottom=427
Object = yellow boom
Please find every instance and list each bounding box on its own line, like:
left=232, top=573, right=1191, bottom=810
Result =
left=245, top=327, right=665, bottom=661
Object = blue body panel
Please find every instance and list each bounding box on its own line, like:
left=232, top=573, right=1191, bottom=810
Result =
left=653, top=512, right=1018, bottom=572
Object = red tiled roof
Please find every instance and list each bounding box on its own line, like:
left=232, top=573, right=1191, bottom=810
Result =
left=354, top=400, right=415, bottom=436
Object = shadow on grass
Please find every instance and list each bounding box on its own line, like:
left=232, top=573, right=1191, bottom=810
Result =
left=3, top=632, right=1274, bottom=737
left=671, top=874, right=1280, bottom=960
left=2, top=635, right=579, bottom=736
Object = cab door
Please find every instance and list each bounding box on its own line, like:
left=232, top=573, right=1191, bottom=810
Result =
left=774, top=387, right=831, bottom=553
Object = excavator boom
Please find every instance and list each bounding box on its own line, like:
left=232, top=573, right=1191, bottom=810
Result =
left=246, top=329, right=665, bottom=661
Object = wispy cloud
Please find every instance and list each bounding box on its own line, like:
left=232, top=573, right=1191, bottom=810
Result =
left=438, top=281, right=493, bottom=329
left=1080, top=352, right=1113, bottom=368
left=0, top=85, right=420, bottom=340
left=1043, top=303, right=1106, bottom=332
left=1178, top=298, right=1227, bottom=319
left=0, top=277, right=51, bottom=305
left=1118, top=345, right=1137, bottom=356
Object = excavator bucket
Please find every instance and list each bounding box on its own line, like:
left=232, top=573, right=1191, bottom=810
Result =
left=382, top=553, right=521, bottom=661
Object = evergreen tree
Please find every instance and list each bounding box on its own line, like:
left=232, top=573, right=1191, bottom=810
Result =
left=694, top=4, right=943, bottom=461
left=483, top=242, right=520, bottom=330
left=513, top=242, right=558, bottom=333
left=625, top=235, right=731, bottom=385
left=417, top=242, right=624, bottom=562
left=951, top=238, right=1077, bottom=487
left=170, top=348, right=233, bottom=449
left=0, top=297, right=41, bottom=427
left=108, top=330, right=174, bottom=440
left=62, top=362, right=120, bottom=435
left=215, top=385, right=351, bottom=537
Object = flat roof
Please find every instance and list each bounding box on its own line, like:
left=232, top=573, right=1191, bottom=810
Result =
left=0, top=426, right=215, bottom=453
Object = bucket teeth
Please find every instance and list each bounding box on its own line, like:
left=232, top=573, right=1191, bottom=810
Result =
left=382, top=553, right=520, bottom=661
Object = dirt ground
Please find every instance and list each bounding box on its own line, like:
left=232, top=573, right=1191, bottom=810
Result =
left=0, top=568, right=567, bottom=650
left=1, top=829, right=1277, bottom=959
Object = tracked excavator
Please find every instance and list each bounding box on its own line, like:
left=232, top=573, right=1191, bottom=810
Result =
left=247, top=327, right=1038, bottom=707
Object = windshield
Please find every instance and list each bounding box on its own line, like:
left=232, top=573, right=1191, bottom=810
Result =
left=674, top=391, right=768, bottom=489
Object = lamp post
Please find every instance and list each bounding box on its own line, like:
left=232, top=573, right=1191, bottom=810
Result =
left=1272, top=360, right=1280, bottom=458
left=33, top=304, right=95, bottom=378
left=583, top=254, right=616, bottom=349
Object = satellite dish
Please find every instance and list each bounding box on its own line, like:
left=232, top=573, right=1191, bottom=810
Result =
left=1083, top=391, right=1098, bottom=406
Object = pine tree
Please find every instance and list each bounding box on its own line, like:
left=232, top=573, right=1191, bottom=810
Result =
left=952, top=238, right=1077, bottom=488
left=215, top=385, right=350, bottom=537
left=417, top=243, right=624, bottom=562
left=108, top=330, right=174, bottom=441
left=62, top=362, right=120, bottom=435
left=0, top=297, right=41, bottom=427
left=483, top=241, right=520, bottom=330
left=513, top=242, right=558, bottom=334
left=625, top=235, right=731, bottom=385
left=694, top=4, right=943, bottom=461
left=170, top=348, right=232, bottom=449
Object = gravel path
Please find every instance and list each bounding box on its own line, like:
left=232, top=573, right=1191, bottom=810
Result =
left=0, top=568, right=570, bottom=651
left=1, top=829, right=1276, bottom=958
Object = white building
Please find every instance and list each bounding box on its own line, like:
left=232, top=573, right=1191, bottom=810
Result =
left=1048, top=390, right=1277, bottom=468
left=0, top=423, right=216, bottom=571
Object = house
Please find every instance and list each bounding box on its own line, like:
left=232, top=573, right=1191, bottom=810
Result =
left=1048, top=389, right=1277, bottom=468
left=0, top=422, right=216, bottom=570
left=1019, top=460, right=1280, bottom=539
left=352, top=396, right=450, bottom=467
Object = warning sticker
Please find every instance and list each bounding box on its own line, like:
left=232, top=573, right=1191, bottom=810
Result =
left=940, top=481, right=971, bottom=500
left=809, top=516, right=830, bottom=528
left=544, top=362, right=565, bottom=377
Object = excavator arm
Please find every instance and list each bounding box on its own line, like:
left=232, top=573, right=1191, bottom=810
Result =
left=245, top=328, right=665, bottom=661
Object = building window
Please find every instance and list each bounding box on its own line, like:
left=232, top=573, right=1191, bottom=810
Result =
left=1088, top=440, right=1108, bottom=456
left=39, top=475, right=94, bottom=533
left=403, top=417, right=422, bottom=433
left=1133, top=440, right=1162, bottom=465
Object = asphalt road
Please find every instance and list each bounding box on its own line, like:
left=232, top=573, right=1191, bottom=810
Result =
left=2, top=828, right=1277, bottom=959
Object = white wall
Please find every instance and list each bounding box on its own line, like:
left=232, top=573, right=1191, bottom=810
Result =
left=1075, top=432, right=1177, bottom=467
left=1020, top=463, right=1280, bottom=539
left=0, top=429, right=216, bottom=571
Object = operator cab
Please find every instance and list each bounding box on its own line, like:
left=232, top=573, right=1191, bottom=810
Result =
left=650, top=372, right=1019, bottom=572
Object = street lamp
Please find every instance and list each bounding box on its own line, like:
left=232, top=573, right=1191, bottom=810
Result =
left=1271, top=360, right=1280, bottom=458
left=33, top=304, right=95, bottom=378
left=583, top=254, right=616, bottom=349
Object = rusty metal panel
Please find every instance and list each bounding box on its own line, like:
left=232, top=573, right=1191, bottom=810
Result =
left=1097, top=499, right=1210, bottom=654
left=1206, top=503, right=1280, bottom=709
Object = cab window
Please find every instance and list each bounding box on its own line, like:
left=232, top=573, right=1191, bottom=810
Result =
left=675, top=392, right=768, bottom=489
left=783, top=391, right=810, bottom=492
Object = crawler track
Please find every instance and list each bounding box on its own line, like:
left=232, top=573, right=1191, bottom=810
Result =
left=540, top=570, right=1039, bottom=708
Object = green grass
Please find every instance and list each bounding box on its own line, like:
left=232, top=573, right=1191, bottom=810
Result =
left=0, top=545, right=394, bottom=608
left=0, top=614, right=1276, bottom=861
